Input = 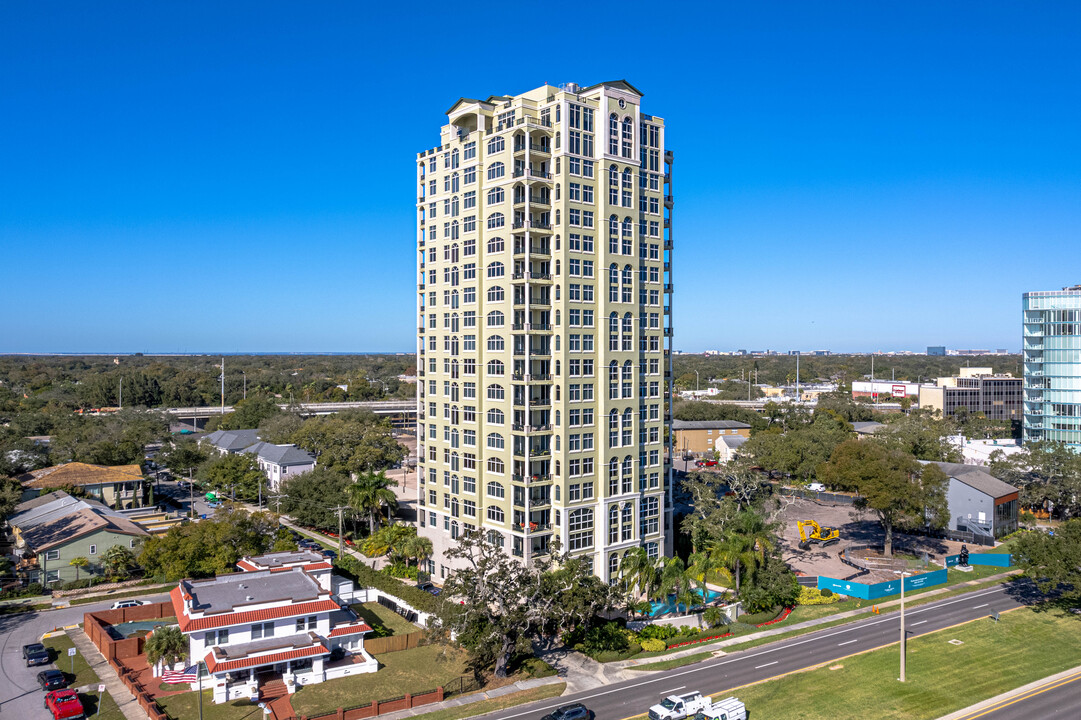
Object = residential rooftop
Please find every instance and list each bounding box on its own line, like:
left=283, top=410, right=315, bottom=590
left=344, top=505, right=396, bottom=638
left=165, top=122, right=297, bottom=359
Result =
left=184, top=567, right=326, bottom=614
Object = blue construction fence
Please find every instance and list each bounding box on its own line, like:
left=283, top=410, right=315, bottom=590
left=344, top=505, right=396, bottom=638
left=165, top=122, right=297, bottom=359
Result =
left=817, top=568, right=948, bottom=600
left=945, top=552, right=1013, bottom=568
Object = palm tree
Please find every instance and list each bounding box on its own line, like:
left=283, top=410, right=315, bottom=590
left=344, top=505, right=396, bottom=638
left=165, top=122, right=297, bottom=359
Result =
left=360, top=523, right=413, bottom=560
left=657, top=557, right=702, bottom=614
left=401, top=535, right=433, bottom=569
left=708, top=510, right=775, bottom=594
left=69, top=556, right=89, bottom=583
left=145, top=625, right=188, bottom=671
left=619, top=546, right=659, bottom=599
left=347, top=471, right=398, bottom=535
left=102, top=545, right=138, bottom=580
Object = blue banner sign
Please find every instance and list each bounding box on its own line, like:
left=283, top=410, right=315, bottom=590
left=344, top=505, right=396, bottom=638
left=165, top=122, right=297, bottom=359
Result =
left=945, top=553, right=1012, bottom=568
left=817, top=569, right=948, bottom=600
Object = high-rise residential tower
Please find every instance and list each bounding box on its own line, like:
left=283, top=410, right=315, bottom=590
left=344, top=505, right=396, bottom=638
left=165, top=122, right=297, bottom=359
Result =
left=1023, top=285, right=1081, bottom=451
left=415, top=81, right=673, bottom=581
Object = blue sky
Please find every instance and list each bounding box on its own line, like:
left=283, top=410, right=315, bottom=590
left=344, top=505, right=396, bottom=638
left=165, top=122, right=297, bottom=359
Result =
left=1, top=2, right=1078, bottom=353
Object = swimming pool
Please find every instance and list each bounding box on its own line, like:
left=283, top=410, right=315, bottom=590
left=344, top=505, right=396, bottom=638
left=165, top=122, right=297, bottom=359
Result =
left=648, top=589, right=726, bottom=617
left=106, top=618, right=178, bottom=640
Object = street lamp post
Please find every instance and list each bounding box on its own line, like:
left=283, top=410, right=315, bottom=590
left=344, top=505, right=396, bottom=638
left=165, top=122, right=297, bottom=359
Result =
left=695, top=370, right=699, bottom=392
left=899, top=570, right=910, bottom=682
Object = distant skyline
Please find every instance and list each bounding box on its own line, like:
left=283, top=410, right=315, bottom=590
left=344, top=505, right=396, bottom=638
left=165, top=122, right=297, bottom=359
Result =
left=2, top=2, right=1078, bottom=353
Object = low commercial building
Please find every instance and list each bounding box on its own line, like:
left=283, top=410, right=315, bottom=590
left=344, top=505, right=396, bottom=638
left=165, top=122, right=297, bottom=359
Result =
left=171, top=551, right=376, bottom=704
left=672, top=420, right=751, bottom=457
left=19, top=462, right=148, bottom=509
left=919, top=367, right=1022, bottom=422
left=932, top=462, right=1019, bottom=541
left=9, top=492, right=149, bottom=584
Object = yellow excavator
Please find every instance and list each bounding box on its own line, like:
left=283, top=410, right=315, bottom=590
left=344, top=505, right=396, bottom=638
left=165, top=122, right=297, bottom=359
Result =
left=797, top=519, right=840, bottom=550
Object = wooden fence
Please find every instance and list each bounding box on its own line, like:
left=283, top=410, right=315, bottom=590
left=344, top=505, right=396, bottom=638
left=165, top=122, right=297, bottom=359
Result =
left=294, top=688, right=444, bottom=720
left=363, top=631, right=423, bottom=655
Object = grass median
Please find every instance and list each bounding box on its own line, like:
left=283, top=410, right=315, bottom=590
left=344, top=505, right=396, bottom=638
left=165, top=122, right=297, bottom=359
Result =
left=627, top=652, right=715, bottom=672
left=406, top=682, right=568, bottom=720
left=721, top=605, right=1081, bottom=720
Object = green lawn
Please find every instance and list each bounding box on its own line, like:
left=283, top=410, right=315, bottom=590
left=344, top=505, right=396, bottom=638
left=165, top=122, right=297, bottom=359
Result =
left=628, top=651, right=714, bottom=672
left=349, top=602, right=421, bottom=636
left=289, top=644, right=470, bottom=717
left=44, top=633, right=100, bottom=688
left=728, top=606, right=1081, bottom=720
left=406, top=682, right=567, bottom=720
left=158, top=690, right=268, bottom=720
left=78, top=691, right=126, bottom=720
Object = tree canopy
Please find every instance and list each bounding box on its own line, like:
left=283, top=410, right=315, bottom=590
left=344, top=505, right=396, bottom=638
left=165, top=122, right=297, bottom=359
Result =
left=290, top=410, right=406, bottom=475
left=1012, top=521, right=1081, bottom=600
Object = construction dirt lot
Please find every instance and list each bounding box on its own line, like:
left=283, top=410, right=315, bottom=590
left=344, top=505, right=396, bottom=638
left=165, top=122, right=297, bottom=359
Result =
left=775, top=493, right=976, bottom=580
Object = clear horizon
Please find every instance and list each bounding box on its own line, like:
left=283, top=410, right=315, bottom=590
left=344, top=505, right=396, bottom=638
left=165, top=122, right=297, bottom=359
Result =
left=2, top=2, right=1077, bottom=353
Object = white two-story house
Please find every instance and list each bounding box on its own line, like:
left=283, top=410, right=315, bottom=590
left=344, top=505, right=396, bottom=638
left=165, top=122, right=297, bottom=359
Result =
left=170, top=550, right=376, bottom=703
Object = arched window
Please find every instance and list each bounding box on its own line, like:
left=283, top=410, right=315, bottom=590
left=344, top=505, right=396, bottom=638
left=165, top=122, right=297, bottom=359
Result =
left=487, top=334, right=505, bottom=351
left=609, top=166, right=619, bottom=205
left=621, top=168, right=632, bottom=207
left=609, top=553, right=620, bottom=579
left=609, top=215, right=619, bottom=253
left=487, top=187, right=504, bottom=204
left=608, top=457, right=619, bottom=493
left=487, top=457, right=505, bottom=474
left=451, top=172, right=459, bottom=193
left=487, top=261, right=505, bottom=278
left=487, top=359, right=505, bottom=376
left=487, top=211, right=505, bottom=229
left=487, top=408, right=505, bottom=425
left=487, top=161, right=505, bottom=180
left=622, top=218, right=633, bottom=255
left=609, top=114, right=619, bottom=155
left=622, top=455, right=633, bottom=493
left=621, top=117, right=633, bottom=158
left=487, top=384, right=505, bottom=400
left=609, top=361, right=619, bottom=398
left=451, top=148, right=460, bottom=167
left=609, top=505, right=620, bottom=543
left=487, top=310, right=505, bottom=327
left=487, top=236, right=505, bottom=253
left=622, top=361, right=633, bottom=395
left=487, top=433, right=505, bottom=450
left=487, top=285, right=505, bottom=302
left=622, top=315, right=633, bottom=351
left=487, top=505, right=505, bottom=523
left=487, top=481, right=506, bottom=498
left=487, top=136, right=504, bottom=154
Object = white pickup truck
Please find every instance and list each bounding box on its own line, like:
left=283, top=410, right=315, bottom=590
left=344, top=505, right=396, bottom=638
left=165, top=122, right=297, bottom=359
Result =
left=692, top=698, right=747, bottom=720
left=648, top=692, right=712, bottom=720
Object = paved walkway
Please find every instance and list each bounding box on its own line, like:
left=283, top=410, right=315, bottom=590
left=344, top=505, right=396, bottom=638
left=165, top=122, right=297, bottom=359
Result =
left=68, top=627, right=147, bottom=720
left=533, top=640, right=639, bottom=692
left=369, top=676, right=565, bottom=720
left=605, top=569, right=1021, bottom=670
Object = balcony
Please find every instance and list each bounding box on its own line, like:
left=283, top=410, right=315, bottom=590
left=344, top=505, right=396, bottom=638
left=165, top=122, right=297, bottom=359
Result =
left=511, top=272, right=553, bottom=283
left=511, top=220, right=552, bottom=232
left=512, top=473, right=552, bottom=484
left=511, top=168, right=553, bottom=181
left=513, top=244, right=552, bottom=259
left=664, top=283, right=673, bottom=293
left=516, top=115, right=553, bottom=130
left=664, top=195, right=674, bottom=208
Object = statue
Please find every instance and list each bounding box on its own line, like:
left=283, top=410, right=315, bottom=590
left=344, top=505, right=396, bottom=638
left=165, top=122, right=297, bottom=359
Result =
left=959, top=544, right=969, bottom=567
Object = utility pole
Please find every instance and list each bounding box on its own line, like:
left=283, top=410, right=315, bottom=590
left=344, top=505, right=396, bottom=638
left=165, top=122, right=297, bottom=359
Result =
left=119, top=378, right=123, bottom=410
left=242, top=371, right=247, bottom=400
left=899, top=571, right=910, bottom=682
left=220, top=357, right=225, bottom=415
left=268, top=492, right=284, bottom=514
left=695, top=370, right=699, bottom=392
left=796, top=351, right=800, bottom=403
left=331, top=505, right=350, bottom=560
left=189, top=469, right=194, bottom=518
left=257, top=475, right=262, bottom=510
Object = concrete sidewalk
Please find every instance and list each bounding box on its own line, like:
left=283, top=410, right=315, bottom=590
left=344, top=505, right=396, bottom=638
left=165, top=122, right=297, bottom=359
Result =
left=368, top=676, right=565, bottom=720
left=609, top=569, right=1020, bottom=669
left=68, top=627, right=148, bottom=720
left=935, top=665, right=1081, bottom=720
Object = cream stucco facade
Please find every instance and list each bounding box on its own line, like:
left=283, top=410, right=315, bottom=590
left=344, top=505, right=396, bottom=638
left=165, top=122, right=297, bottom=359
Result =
left=415, top=81, right=673, bottom=581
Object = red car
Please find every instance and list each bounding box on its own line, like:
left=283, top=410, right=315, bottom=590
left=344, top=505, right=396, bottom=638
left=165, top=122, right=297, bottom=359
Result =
left=694, top=459, right=719, bottom=468
left=44, top=689, right=84, bottom=720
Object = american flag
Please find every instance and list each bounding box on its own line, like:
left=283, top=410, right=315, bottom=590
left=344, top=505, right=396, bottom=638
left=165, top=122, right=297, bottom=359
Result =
left=162, top=664, right=199, bottom=683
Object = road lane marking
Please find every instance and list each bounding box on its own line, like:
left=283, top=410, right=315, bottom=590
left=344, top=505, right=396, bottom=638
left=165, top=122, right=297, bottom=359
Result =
left=660, top=687, right=685, bottom=695
left=838, top=639, right=858, bottom=646
left=495, top=585, right=1022, bottom=720
left=754, top=661, right=778, bottom=669
left=911, top=620, right=928, bottom=626
left=951, top=670, right=1081, bottom=720
left=973, top=603, right=989, bottom=609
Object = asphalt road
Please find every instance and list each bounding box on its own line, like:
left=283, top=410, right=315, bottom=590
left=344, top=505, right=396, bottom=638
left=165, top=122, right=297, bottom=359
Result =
left=486, top=581, right=1040, bottom=720
left=952, top=669, right=1081, bottom=720
left=0, top=591, right=171, bottom=719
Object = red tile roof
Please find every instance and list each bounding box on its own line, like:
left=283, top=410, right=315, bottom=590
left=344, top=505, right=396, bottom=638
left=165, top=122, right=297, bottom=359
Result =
left=236, top=560, right=259, bottom=572
left=204, top=642, right=328, bottom=674
left=328, top=622, right=373, bottom=638
left=238, top=560, right=331, bottom=573
left=172, top=585, right=340, bottom=632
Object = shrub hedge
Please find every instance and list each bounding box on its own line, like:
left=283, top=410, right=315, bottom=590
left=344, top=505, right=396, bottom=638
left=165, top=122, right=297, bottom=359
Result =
left=336, top=554, right=441, bottom=615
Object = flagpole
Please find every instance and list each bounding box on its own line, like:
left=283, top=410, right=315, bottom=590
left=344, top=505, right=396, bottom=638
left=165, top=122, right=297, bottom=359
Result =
left=198, top=661, right=204, bottom=720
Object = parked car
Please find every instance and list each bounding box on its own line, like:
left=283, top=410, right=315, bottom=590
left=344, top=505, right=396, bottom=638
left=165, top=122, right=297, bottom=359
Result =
left=417, top=582, right=442, bottom=596
left=44, top=689, right=85, bottom=720
left=807, top=482, right=826, bottom=492
left=695, top=459, right=719, bottom=468
left=37, top=669, right=68, bottom=691
left=321, top=549, right=338, bottom=560
left=111, top=599, right=149, bottom=610
left=541, top=703, right=592, bottom=720
left=23, top=643, right=51, bottom=666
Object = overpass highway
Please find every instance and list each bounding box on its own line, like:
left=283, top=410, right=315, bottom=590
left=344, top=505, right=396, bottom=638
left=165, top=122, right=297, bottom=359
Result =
left=484, top=582, right=1037, bottom=720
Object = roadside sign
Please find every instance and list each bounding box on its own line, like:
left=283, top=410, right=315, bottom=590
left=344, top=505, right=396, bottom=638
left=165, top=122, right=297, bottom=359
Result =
left=892, top=385, right=906, bottom=398
left=68, top=648, right=77, bottom=656
left=98, top=684, right=106, bottom=692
